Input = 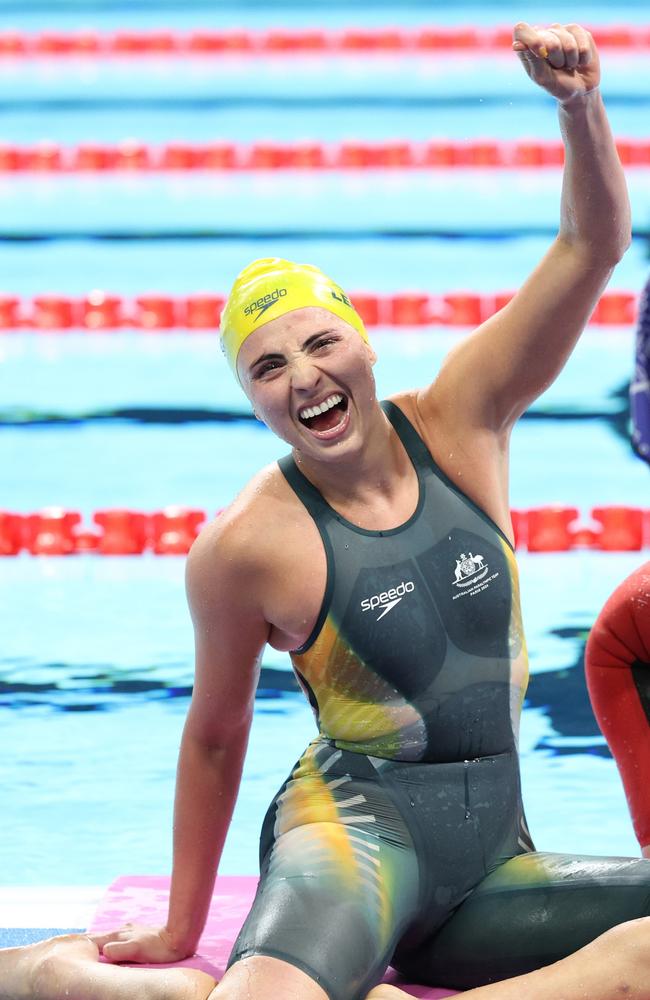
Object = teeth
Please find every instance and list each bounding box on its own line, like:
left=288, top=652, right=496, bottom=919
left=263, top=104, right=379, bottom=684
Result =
left=300, top=393, right=343, bottom=421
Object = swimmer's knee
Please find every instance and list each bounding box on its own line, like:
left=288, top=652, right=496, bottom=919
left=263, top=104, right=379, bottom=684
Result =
left=619, top=916, right=650, bottom=952
left=32, top=953, right=59, bottom=993
left=30, top=936, right=100, bottom=995
left=593, top=917, right=650, bottom=973
left=365, top=987, right=407, bottom=999
left=33, top=934, right=100, bottom=960
left=603, top=916, right=650, bottom=943
left=213, top=955, right=329, bottom=1000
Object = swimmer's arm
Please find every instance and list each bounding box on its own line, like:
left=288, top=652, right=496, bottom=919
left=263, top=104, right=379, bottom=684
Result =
left=421, top=25, right=631, bottom=432
left=164, top=519, right=269, bottom=957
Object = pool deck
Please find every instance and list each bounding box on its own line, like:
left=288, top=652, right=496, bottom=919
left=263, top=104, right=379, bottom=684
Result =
left=0, top=886, right=103, bottom=944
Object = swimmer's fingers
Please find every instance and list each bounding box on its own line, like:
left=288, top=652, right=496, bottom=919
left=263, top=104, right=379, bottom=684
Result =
left=545, top=24, right=581, bottom=70
left=560, top=24, right=595, bottom=69
left=89, top=923, right=187, bottom=964
left=512, top=21, right=556, bottom=62
left=512, top=22, right=600, bottom=102
left=87, top=929, right=122, bottom=950
left=512, top=25, right=565, bottom=94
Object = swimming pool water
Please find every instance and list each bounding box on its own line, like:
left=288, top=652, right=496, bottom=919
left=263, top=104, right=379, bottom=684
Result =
left=7, top=0, right=650, bottom=33
left=0, top=551, right=644, bottom=885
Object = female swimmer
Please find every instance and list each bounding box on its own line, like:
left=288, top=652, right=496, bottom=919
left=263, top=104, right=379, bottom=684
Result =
left=4, top=20, right=650, bottom=1000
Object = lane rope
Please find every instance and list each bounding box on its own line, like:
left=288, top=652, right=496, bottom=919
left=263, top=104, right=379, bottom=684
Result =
left=0, top=290, right=640, bottom=329
left=0, top=27, right=649, bottom=56
left=1, top=139, right=649, bottom=172
left=1, top=507, right=648, bottom=555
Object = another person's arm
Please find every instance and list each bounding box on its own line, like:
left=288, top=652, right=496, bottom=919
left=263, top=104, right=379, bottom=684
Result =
left=585, top=562, right=650, bottom=858
left=97, top=513, right=269, bottom=963
left=631, top=274, right=650, bottom=464
left=420, top=22, right=631, bottom=433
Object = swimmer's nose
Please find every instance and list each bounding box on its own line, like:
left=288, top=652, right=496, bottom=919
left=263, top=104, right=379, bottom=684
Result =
left=289, top=355, right=322, bottom=393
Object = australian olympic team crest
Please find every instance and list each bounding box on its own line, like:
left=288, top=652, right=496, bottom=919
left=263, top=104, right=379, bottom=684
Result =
left=453, top=552, right=488, bottom=588
left=451, top=550, right=500, bottom=601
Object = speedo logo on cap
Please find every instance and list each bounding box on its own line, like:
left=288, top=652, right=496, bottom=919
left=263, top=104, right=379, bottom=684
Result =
left=360, top=581, right=415, bottom=621
left=244, top=287, right=288, bottom=324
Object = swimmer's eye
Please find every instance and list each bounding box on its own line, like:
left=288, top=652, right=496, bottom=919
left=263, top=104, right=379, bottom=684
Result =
left=311, top=335, right=340, bottom=351
left=251, top=336, right=340, bottom=379
left=252, top=359, right=284, bottom=380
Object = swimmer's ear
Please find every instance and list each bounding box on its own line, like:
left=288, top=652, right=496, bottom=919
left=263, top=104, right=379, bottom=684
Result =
left=252, top=407, right=270, bottom=428
left=365, top=341, right=378, bottom=367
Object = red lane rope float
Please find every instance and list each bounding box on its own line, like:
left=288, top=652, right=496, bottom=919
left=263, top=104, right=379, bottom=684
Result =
left=1, top=26, right=649, bottom=57
left=1, top=140, right=650, bottom=172
left=0, top=291, right=639, bottom=330
left=1, top=508, right=211, bottom=556
left=2, top=506, right=649, bottom=556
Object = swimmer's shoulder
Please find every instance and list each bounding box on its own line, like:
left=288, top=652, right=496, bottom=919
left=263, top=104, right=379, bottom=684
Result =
left=188, top=461, right=307, bottom=589
left=185, top=468, right=297, bottom=668
left=386, top=387, right=444, bottom=442
left=388, top=384, right=512, bottom=540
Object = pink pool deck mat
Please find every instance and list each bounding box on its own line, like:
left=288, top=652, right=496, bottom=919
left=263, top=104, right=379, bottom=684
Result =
left=89, top=875, right=457, bottom=998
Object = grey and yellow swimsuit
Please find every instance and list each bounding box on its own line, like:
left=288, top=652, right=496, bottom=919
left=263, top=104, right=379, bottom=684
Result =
left=229, top=400, right=650, bottom=1000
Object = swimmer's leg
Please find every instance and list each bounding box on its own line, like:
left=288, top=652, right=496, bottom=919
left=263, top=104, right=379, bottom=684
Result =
left=394, top=851, right=650, bottom=990
left=227, top=745, right=421, bottom=1000
left=0, top=933, right=216, bottom=1000
left=227, top=817, right=418, bottom=1000
left=8, top=923, right=649, bottom=1000
left=368, top=917, right=650, bottom=999
left=189, top=924, right=650, bottom=1000
left=203, top=954, right=329, bottom=1000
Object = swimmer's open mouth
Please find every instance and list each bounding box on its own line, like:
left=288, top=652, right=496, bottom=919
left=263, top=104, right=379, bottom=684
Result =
left=298, top=393, right=348, bottom=433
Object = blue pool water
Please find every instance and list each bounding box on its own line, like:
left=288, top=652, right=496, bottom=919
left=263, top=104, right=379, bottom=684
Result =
left=0, top=552, right=645, bottom=884
left=5, top=2, right=650, bottom=32
left=1, top=0, right=649, bottom=886
left=2, top=334, right=649, bottom=509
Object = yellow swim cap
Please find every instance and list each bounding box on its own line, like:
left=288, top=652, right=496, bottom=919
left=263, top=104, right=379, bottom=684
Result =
left=220, top=257, right=369, bottom=378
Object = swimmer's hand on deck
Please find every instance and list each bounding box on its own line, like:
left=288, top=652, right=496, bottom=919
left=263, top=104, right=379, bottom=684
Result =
left=90, top=923, right=191, bottom=964
left=512, top=22, right=601, bottom=104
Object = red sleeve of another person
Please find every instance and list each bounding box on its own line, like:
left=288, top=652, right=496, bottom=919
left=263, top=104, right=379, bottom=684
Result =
left=585, top=562, right=650, bottom=849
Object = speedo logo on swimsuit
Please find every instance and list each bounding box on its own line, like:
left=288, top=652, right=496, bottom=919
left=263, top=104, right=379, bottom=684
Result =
left=360, top=581, right=415, bottom=621
left=243, top=287, right=288, bottom=324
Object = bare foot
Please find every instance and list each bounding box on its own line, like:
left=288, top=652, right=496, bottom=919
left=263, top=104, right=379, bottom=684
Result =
left=0, top=933, right=216, bottom=1000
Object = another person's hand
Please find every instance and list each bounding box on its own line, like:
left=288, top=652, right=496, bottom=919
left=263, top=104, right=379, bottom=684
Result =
left=90, top=923, right=192, bottom=964
left=512, top=22, right=600, bottom=104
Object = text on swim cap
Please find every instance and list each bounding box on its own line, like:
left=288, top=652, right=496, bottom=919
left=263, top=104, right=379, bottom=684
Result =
left=330, top=288, right=353, bottom=309
left=244, top=287, right=288, bottom=322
